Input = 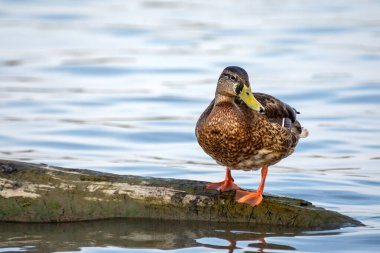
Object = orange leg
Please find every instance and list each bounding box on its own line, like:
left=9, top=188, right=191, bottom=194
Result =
left=205, top=167, right=240, bottom=192
left=236, top=166, right=268, bottom=207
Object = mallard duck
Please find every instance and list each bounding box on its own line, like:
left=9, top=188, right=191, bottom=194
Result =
left=195, top=66, right=308, bottom=207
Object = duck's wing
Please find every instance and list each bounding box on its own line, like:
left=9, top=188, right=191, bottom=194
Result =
left=252, top=92, right=305, bottom=155
left=253, top=92, right=300, bottom=130
left=254, top=93, right=298, bottom=122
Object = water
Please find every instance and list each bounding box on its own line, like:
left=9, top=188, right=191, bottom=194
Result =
left=0, top=0, right=379, bottom=252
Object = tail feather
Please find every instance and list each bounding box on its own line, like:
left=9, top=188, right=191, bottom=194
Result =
left=300, top=128, right=309, bottom=138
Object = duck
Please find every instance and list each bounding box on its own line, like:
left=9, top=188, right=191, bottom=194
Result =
left=195, top=66, right=308, bottom=207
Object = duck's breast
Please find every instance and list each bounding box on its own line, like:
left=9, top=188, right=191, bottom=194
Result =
left=196, top=102, right=258, bottom=168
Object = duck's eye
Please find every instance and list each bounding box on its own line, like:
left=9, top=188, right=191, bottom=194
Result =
left=230, top=76, right=236, bottom=81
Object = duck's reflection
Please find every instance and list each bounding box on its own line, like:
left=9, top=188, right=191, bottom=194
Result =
left=0, top=218, right=338, bottom=252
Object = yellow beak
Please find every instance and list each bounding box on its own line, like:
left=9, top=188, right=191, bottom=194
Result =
left=238, top=85, right=265, bottom=113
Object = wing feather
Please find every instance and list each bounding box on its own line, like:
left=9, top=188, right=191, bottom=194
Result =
left=254, top=92, right=299, bottom=123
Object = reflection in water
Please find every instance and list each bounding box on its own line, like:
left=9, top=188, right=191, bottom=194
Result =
left=0, top=218, right=326, bottom=253
left=249, top=240, right=296, bottom=252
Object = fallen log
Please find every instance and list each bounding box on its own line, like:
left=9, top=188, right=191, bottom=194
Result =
left=0, top=159, right=362, bottom=228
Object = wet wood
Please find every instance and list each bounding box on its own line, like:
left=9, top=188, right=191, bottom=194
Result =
left=0, top=159, right=362, bottom=228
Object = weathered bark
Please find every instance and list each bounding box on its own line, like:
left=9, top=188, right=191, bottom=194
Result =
left=0, top=159, right=362, bottom=228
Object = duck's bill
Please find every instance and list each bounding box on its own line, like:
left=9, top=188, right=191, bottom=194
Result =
left=239, top=85, right=265, bottom=113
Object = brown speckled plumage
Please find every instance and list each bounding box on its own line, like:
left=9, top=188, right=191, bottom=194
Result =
left=195, top=66, right=305, bottom=171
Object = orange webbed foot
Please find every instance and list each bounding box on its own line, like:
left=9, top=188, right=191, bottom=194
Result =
left=206, top=180, right=239, bottom=192
left=235, top=166, right=268, bottom=207
left=236, top=190, right=263, bottom=207
left=205, top=167, right=240, bottom=192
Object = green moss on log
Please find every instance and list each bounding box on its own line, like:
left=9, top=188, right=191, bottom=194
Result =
left=0, top=159, right=362, bottom=228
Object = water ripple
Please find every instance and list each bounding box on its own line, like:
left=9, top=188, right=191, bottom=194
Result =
left=46, top=66, right=206, bottom=76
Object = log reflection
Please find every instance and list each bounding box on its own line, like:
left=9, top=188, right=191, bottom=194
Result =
left=0, top=218, right=338, bottom=252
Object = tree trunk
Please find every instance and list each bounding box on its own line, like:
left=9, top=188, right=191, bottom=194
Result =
left=0, top=159, right=362, bottom=228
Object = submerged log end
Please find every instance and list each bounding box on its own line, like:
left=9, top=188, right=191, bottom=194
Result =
left=0, top=159, right=362, bottom=229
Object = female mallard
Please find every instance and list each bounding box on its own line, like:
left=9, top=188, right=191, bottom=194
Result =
left=195, top=66, right=308, bottom=207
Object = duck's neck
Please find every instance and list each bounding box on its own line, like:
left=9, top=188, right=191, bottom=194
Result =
left=214, top=93, right=235, bottom=106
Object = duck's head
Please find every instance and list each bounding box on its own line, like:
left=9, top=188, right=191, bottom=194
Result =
left=216, top=66, right=265, bottom=113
